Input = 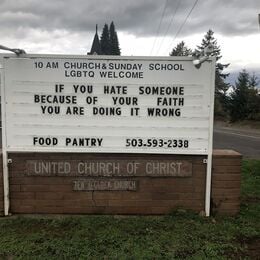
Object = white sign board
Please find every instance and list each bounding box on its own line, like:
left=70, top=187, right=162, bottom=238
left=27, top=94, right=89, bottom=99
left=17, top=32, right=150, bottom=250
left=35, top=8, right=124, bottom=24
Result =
left=1, top=55, right=215, bottom=154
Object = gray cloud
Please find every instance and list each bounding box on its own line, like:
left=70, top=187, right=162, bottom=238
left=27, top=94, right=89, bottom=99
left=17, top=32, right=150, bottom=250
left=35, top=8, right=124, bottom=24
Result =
left=0, top=0, right=259, bottom=39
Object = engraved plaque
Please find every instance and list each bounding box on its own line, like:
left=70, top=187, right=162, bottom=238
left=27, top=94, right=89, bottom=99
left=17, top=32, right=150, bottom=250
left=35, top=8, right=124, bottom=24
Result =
left=26, top=159, right=192, bottom=177
left=73, top=179, right=137, bottom=191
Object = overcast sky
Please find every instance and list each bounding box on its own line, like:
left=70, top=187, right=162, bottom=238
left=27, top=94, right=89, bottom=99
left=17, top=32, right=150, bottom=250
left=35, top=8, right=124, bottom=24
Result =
left=0, top=0, right=259, bottom=83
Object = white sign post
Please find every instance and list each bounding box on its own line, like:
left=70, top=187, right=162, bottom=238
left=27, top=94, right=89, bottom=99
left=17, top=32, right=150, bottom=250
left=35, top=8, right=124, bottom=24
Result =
left=1, top=54, right=215, bottom=216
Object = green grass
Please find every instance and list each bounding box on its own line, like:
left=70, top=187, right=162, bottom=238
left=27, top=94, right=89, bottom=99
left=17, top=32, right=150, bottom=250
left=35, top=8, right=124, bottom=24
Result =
left=241, top=159, right=260, bottom=200
left=0, top=160, right=259, bottom=259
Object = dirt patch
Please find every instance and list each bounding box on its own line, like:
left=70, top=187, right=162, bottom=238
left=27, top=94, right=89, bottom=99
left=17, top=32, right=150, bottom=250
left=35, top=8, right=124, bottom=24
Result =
left=214, top=120, right=260, bottom=132
left=242, top=197, right=260, bottom=203
left=246, top=238, right=260, bottom=259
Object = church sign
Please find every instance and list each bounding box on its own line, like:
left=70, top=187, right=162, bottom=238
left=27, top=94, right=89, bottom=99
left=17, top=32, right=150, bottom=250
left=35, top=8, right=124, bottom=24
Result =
left=1, top=55, right=214, bottom=155
left=0, top=54, right=215, bottom=216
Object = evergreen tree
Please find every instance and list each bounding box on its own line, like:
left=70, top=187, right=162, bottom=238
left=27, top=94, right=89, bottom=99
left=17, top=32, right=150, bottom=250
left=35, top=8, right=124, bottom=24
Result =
left=170, top=41, right=192, bottom=56
left=229, top=70, right=260, bottom=122
left=196, top=29, right=230, bottom=92
left=196, top=29, right=230, bottom=117
left=109, top=22, right=121, bottom=55
left=100, top=23, right=111, bottom=55
left=100, top=22, right=121, bottom=55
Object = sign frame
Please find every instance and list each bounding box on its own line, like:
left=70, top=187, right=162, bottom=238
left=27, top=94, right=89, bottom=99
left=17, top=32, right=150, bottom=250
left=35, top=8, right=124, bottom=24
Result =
left=0, top=54, right=215, bottom=216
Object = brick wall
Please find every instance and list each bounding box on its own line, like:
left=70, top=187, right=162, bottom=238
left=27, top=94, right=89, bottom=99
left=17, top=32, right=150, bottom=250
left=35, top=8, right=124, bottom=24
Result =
left=8, top=153, right=206, bottom=215
left=211, top=150, right=242, bottom=215
left=0, top=150, right=241, bottom=216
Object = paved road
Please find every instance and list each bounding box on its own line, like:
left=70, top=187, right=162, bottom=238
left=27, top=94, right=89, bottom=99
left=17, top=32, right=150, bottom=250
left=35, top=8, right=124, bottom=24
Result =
left=213, top=126, right=260, bottom=159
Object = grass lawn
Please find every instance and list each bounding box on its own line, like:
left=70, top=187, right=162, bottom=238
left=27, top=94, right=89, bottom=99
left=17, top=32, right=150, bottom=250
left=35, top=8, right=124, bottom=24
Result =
left=0, top=160, right=259, bottom=259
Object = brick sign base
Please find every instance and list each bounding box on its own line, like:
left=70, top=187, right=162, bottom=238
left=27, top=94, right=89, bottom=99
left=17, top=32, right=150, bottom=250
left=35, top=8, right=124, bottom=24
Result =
left=0, top=150, right=241, bottom=216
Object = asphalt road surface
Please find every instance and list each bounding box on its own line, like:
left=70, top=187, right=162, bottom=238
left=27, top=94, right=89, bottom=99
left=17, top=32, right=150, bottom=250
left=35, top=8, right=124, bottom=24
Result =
left=213, top=126, right=260, bottom=159
left=0, top=126, right=259, bottom=159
